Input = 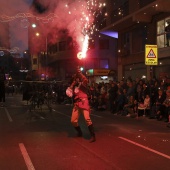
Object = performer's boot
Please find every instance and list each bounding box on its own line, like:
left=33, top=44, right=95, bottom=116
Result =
left=74, top=126, right=82, bottom=137
left=88, top=124, right=96, bottom=143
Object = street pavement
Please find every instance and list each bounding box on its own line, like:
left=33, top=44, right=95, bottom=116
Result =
left=0, top=94, right=170, bottom=170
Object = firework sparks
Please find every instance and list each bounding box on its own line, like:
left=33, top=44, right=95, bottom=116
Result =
left=64, top=0, right=107, bottom=58
left=0, top=0, right=107, bottom=57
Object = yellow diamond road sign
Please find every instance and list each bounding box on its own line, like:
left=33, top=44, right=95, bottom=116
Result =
left=145, top=45, right=158, bottom=65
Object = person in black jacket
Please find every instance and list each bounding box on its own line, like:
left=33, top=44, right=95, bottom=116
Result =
left=149, top=89, right=166, bottom=119
left=108, top=82, right=118, bottom=113
left=115, top=89, right=126, bottom=114
left=156, top=89, right=170, bottom=121
left=165, top=21, right=170, bottom=46
left=0, top=67, right=6, bottom=107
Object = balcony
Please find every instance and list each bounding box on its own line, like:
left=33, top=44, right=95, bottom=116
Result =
left=110, top=1, right=129, bottom=23
left=101, top=0, right=170, bottom=32
left=139, top=0, right=157, bottom=8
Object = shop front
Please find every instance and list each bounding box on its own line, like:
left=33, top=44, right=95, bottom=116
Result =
left=86, top=69, right=116, bottom=84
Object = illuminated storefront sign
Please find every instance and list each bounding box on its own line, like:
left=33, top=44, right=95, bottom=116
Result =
left=86, top=69, right=115, bottom=76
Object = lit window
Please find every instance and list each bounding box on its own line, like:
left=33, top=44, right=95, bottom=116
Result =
left=100, top=59, right=109, bottom=69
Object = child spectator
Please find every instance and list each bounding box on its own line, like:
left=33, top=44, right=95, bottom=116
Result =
left=121, top=95, right=136, bottom=117
left=138, top=94, right=150, bottom=116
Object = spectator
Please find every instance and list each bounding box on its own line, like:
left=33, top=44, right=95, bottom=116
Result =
left=90, top=85, right=100, bottom=110
left=122, top=88, right=128, bottom=104
left=121, top=95, right=136, bottom=116
left=138, top=94, right=151, bottom=116
left=0, top=67, right=6, bottom=107
left=159, top=81, right=167, bottom=93
left=126, top=80, right=136, bottom=100
left=150, top=80, right=160, bottom=105
left=165, top=21, right=170, bottom=46
left=26, top=71, right=32, bottom=81
left=135, top=84, right=143, bottom=103
left=97, top=93, right=107, bottom=111
left=149, top=89, right=166, bottom=119
left=22, top=82, right=33, bottom=104
left=108, top=82, right=118, bottom=113
left=156, top=89, right=170, bottom=121
left=141, top=83, right=150, bottom=102
left=119, top=80, right=128, bottom=91
left=115, top=89, right=126, bottom=114
left=167, top=113, right=170, bottom=128
left=142, top=94, right=150, bottom=107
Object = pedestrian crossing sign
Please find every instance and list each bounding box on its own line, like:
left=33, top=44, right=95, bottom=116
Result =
left=145, top=45, right=158, bottom=65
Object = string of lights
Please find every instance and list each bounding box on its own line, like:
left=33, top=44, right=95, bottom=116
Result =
left=0, top=0, right=107, bottom=58
left=0, top=13, right=58, bottom=23
left=0, top=47, right=19, bottom=54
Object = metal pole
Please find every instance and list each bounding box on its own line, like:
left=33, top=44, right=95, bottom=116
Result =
left=46, top=36, right=47, bottom=80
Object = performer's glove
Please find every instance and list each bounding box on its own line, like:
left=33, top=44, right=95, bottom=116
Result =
left=66, top=87, right=73, bottom=97
left=77, top=66, right=81, bottom=74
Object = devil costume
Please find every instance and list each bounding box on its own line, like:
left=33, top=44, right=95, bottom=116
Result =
left=66, top=69, right=96, bottom=142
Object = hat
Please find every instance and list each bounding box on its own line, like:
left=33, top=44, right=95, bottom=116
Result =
left=166, top=89, right=170, bottom=93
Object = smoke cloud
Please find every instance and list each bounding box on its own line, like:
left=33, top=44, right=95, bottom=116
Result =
left=0, top=0, right=105, bottom=55
left=0, top=0, right=33, bottom=56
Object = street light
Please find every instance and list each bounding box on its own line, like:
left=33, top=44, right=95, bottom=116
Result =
left=45, top=36, right=48, bottom=80
left=32, top=23, right=48, bottom=80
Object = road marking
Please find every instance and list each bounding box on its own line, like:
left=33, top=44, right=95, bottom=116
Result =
left=4, top=108, right=13, bottom=122
left=91, top=113, right=102, bottom=118
left=55, top=111, right=102, bottom=118
left=119, top=137, right=170, bottom=160
left=73, top=139, right=121, bottom=170
left=55, top=111, right=70, bottom=118
left=10, top=105, right=23, bottom=108
left=19, top=143, right=35, bottom=170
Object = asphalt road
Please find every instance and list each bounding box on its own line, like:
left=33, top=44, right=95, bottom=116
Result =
left=0, top=94, right=170, bottom=170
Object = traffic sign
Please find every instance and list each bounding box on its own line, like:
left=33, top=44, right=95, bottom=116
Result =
left=145, top=45, right=158, bottom=65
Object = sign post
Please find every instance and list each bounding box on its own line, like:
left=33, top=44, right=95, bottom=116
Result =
left=145, top=45, right=158, bottom=65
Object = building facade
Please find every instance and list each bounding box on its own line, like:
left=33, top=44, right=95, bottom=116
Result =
left=102, top=0, right=170, bottom=81
left=28, top=1, right=118, bottom=82
left=0, top=22, right=10, bottom=70
left=47, top=33, right=117, bottom=81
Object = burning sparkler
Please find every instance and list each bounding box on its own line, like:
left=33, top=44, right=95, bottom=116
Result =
left=75, top=0, right=107, bottom=59
left=0, top=0, right=107, bottom=60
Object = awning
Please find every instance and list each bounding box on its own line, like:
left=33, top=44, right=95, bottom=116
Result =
left=86, top=69, right=116, bottom=76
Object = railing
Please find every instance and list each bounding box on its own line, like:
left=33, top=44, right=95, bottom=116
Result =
left=109, top=0, right=156, bottom=23
left=139, top=0, right=155, bottom=8
left=110, top=1, right=129, bottom=23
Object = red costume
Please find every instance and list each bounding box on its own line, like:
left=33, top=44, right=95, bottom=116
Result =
left=66, top=69, right=96, bottom=142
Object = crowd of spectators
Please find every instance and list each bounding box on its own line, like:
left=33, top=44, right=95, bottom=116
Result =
left=6, top=75, right=170, bottom=128
left=88, top=76, right=170, bottom=128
